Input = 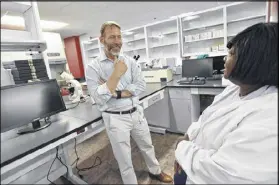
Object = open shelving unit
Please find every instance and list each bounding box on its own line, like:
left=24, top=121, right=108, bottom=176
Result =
left=180, top=6, right=225, bottom=58
left=146, top=18, right=180, bottom=65
left=81, top=38, right=101, bottom=68
left=121, top=27, right=148, bottom=62
left=79, top=2, right=268, bottom=67
left=179, top=1, right=267, bottom=58
left=226, top=2, right=267, bottom=44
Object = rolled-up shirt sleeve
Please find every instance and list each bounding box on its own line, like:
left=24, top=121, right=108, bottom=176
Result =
left=125, top=59, right=146, bottom=96
left=85, top=63, right=112, bottom=107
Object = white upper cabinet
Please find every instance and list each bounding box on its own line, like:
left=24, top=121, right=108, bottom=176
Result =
left=226, top=2, right=267, bottom=43
left=146, top=18, right=180, bottom=63
left=121, top=27, right=148, bottom=63
left=180, top=7, right=226, bottom=58
left=79, top=2, right=268, bottom=64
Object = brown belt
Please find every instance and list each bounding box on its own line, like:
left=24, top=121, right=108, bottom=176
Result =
left=104, top=107, right=137, bottom=115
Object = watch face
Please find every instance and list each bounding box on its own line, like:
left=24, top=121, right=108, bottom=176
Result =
left=116, top=90, right=121, bottom=99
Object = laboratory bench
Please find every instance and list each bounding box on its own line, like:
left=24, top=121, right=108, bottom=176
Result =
left=1, top=75, right=227, bottom=184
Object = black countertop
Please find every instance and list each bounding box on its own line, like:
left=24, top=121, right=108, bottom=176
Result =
left=1, top=76, right=227, bottom=167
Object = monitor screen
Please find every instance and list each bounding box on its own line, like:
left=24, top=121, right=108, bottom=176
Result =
left=1, top=79, right=66, bottom=133
left=212, top=56, right=225, bottom=73
left=182, top=58, right=213, bottom=78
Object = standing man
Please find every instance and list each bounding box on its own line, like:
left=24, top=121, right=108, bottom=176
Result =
left=85, top=21, right=173, bottom=184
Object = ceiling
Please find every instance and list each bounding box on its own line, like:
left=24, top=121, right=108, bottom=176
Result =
left=37, top=1, right=232, bottom=38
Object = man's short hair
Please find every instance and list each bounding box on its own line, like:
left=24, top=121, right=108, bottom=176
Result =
left=100, top=21, right=121, bottom=37
left=227, top=22, right=278, bottom=87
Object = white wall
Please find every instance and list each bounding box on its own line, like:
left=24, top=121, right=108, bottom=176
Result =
left=42, top=32, right=66, bottom=59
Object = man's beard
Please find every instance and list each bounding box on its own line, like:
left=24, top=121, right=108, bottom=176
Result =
left=104, top=42, right=121, bottom=56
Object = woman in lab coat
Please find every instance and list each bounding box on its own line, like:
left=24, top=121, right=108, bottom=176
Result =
left=174, top=22, right=278, bottom=184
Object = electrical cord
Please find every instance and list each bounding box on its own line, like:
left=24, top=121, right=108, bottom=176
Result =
left=65, top=95, right=90, bottom=110
left=47, top=146, right=69, bottom=184
left=71, top=138, right=102, bottom=178
left=47, top=147, right=58, bottom=185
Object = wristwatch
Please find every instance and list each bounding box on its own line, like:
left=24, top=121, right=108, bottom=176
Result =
left=115, top=90, right=122, bottom=99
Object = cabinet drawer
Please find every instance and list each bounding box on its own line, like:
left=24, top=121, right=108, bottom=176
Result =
left=169, top=88, right=191, bottom=100
left=148, top=93, right=161, bottom=107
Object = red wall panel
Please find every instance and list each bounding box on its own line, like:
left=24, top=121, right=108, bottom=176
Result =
left=64, top=36, right=84, bottom=78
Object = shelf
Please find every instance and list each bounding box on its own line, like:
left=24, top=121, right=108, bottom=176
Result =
left=123, top=47, right=146, bottom=52
left=150, top=43, right=178, bottom=48
left=149, top=31, right=177, bottom=38
left=164, top=31, right=178, bottom=35
left=123, top=37, right=145, bottom=43
left=48, top=58, right=67, bottom=65
left=1, top=1, right=31, bottom=14
left=84, top=42, right=98, bottom=45
left=185, top=36, right=223, bottom=43
left=1, top=40, right=47, bottom=52
left=86, top=47, right=99, bottom=51
left=228, top=15, right=265, bottom=24
left=184, top=51, right=227, bottom=57
left=89, top=56, right=98, bottom=58
left=183, top=22, right=223, bottom=32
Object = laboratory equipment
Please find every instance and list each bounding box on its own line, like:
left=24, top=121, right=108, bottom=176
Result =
left=60, top=71, right=85, bottom=103
left=1, top=79, right=66, bottom=134
left=142, top=68, right=173, bottom=83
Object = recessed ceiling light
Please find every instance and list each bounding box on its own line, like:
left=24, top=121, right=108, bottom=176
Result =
left=1, top=15, right=69, bottom=30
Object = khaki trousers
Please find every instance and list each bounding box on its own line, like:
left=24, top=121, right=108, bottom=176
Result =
left=102, top=105, right=161, bottom=184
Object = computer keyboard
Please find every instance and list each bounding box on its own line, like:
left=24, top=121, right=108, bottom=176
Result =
left=177, top=79, right=206, bottom=85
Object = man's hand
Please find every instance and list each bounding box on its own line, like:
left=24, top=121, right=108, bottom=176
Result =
left=121, top=90, right=133, bottom=98
left=113, top=60, right=127, bottom=78
left=175, top=134, right=189, bottom=149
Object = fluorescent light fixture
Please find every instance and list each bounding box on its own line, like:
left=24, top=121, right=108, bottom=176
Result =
left=1, top=15, right=69, bottom=30
left=1, top=15, right=25, bottom=27
left=123, top=31, right=134, bottom=35
left=40, top=20, right=69, bottom=30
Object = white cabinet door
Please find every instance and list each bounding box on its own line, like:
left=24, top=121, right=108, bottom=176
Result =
left=169, top=98, right=192, bottom=133
left=143, top=90, right=170, bottom=128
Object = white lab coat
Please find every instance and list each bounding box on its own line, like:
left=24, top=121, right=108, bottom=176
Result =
left=175, top=84, right=278, bottom=184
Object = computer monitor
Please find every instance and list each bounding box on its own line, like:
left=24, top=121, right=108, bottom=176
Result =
left=212, top=55, right=225, bottom=74
left=1, top=79, right=66, bottom=134
left=182, top=58, right=213, bottom=78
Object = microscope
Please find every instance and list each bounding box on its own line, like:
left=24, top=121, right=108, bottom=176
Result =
left=60, top=71, right=85, bottom=103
